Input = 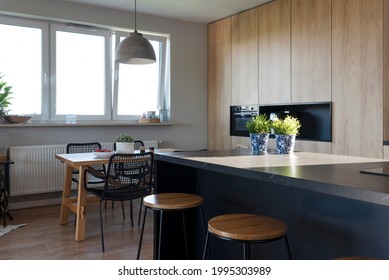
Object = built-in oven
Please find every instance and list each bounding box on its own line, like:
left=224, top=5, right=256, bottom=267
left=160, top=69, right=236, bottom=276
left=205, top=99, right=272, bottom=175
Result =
left=230, top=105, right=258, bottom=137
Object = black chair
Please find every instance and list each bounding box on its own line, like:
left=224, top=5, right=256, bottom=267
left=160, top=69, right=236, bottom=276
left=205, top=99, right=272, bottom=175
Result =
left=66, top=142, right=106, bottom=185
left=67, top=142, right=121, bottom=224
left=109, top=140, right=145, bottom=212
left=84, top=152, right=154, bottom=252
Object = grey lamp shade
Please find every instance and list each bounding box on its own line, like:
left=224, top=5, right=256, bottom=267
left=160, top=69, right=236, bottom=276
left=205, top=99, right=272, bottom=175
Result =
left=115, top=31, right=156, bottom=64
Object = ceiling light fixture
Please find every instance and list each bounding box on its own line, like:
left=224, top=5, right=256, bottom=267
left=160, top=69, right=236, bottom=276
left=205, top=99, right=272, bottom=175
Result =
left=115, top=0, right=156, bottom=64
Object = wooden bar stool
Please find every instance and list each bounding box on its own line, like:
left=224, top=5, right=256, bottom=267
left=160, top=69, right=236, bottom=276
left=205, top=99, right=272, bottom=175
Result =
left=137, top=193, right=206, bottom=260
left=202, top=214, right=292, bottom=260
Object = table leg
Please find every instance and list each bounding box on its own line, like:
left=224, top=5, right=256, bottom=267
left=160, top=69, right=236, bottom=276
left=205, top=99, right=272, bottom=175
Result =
left=60, top=165, right=73, bottom=225
left=0, top=177, right=6, bottom=227
left=75, top=166, right=87, bottom=241
left=4, top=163, right=13, bottom=224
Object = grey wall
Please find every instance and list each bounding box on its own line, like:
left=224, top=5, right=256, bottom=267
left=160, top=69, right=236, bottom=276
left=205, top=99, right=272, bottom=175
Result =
left=0, top=0, right=208, bottom=150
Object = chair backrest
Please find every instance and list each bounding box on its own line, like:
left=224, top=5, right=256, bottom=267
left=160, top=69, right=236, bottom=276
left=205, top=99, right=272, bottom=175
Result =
left=103, top=152, right=154, bottom=199
left=113, top=140, right=145, bottom=151
left=134, top=140, right=145, bottom=150
left=67, top=142, right=102, bottom=154
left=67, top=142, right=105, bottom=174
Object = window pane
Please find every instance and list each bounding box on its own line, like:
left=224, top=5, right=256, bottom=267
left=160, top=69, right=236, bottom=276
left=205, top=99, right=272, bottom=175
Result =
left=117, top=40, right=160, bottom=115
left=56, top=31, right=106, bottom=115
left=0, top=24, right=42, bottom=115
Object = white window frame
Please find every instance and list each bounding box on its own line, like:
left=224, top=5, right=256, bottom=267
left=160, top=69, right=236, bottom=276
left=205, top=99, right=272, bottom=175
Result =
left=112, top=32, right=168, bottom=120
left=0, top=15, right=50, bottom=119
left=50, top=23, right=112, bottom=121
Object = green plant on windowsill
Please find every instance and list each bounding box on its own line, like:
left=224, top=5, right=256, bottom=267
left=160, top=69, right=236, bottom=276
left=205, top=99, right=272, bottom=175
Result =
left=245, top=114, right=271, bottom=134
left=0, top=73, right=13, bottom=117
left=115, top=133, right=135, bottom=143
left=271, top=115, right=301, bottom=135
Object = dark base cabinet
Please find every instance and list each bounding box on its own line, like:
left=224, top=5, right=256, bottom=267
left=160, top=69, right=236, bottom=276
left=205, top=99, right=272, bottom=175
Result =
left=154, top=152, right=389, bottom=260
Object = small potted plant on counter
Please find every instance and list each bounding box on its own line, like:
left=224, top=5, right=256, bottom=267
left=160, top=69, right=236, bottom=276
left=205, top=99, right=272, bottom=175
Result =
left=245, top=114, right=271, bottom=154
left=271, top=115, right=301, bottom=154
left=115, top=133, right=135, bottom=153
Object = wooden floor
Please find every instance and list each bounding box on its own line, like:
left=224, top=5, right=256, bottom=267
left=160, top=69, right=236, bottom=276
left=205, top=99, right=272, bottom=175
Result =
left=0, top=200, right=153, bottom=260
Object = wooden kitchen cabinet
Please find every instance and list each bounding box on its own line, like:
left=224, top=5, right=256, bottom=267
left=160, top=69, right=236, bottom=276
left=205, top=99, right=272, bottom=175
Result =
left=208, top=0, right=388, bottom=158
left=258, top=0, right=291, bottom=104
left=291, top=0, right=331, bottom=103
left=384, top=0, right=389, bottom=143
left=208, top=17, right=232, bottom=150
left=231, top=8, right=258, bottom=106
left=332, top=0, right=383, bottom=158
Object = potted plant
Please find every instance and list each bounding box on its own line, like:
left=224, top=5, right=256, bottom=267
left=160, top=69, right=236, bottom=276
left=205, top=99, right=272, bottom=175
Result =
left=115, top=133, right=135, bottom=153
left=245, top=114, right=271, bottom=154
left=271, top=115, right=301, bottom=154
left=0, top=73, right=13, bottom=121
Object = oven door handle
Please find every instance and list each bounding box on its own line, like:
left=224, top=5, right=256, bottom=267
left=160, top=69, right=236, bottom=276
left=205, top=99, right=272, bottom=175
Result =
left=233, top=112, right=258, bottom=116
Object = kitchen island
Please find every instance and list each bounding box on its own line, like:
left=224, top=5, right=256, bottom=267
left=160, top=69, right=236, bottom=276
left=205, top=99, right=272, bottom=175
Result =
left=153, top=149, right=389, bottom=260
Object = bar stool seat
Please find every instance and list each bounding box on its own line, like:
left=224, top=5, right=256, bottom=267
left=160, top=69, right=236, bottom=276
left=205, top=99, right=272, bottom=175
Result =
left=137, top=193, right=206, bottom=260
left=203, top=214, right=292, bottom=260
left=144, top=193, right=203, bottom=210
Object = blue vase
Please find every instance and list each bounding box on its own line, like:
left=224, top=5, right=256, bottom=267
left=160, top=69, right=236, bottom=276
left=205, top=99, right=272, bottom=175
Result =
left=250, top=133, right=269, bottom=154
left=275, top=134, right=296, bottom=154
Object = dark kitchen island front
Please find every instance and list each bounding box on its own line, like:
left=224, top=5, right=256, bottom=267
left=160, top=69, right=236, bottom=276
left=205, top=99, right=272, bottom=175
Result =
left=152, top=149, right=389, bottom=260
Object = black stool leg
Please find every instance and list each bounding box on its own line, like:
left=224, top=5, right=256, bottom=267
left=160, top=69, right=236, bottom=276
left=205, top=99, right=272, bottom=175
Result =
left=243, top=242, right=250, bottom=260
left=136, top=206, right=148, bottom=260
left=198, top=207, right=207, bottom=237
left=182, top=211, right=189, bottom=259
left=99, top=201, right=105, bottom=252
left=129, top=200, right=134, bottom=226
left=158, top=210, right=164, bottom=260
left=202, top=230, right=210, bottom=260
left=198, top=207, right=212, bottom=259
left=138, top=198, right=144, bottom=226
left=285, top=235, right=292, bottom=259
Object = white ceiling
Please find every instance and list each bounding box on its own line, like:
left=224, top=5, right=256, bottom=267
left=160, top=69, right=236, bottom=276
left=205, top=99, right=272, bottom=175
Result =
left=64, top=0, right=272, bottom=24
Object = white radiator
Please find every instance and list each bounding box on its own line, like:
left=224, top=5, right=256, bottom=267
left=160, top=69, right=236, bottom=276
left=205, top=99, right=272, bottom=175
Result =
left=9, top=140, right=160, bottom=196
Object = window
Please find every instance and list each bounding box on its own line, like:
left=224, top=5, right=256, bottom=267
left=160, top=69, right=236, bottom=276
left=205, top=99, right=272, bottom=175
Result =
left=0, top=17, right=48, bottom=116
left=51, top=24, right=111, bottom=120
left=0, top=15, right=169, bottom=122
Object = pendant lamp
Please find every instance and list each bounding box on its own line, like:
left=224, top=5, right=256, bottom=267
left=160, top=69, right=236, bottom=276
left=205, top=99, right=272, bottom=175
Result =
left=115, top=0, right=156, bottom=64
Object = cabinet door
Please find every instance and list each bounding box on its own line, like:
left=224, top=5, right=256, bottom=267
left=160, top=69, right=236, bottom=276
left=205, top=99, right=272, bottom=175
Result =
left=258, top=0, right=291, bottom=104
left=291, top=0, right=331, bottom=102
left=231, top=8, right=258, bottom=105
left=384, top=2, right=389, bottom=142
left=208, top=18, right=232, bottom=150
left=332, top=0, right=383, bottom=158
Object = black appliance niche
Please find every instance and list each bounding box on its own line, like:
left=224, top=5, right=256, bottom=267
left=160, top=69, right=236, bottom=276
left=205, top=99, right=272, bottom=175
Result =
left=259, top=102, right=332, bottom=142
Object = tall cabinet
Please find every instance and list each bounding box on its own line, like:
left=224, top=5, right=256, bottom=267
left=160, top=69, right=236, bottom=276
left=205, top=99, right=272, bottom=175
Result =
left=291, top=0, right=331, bottom=103
left=208, top=17, right=232, bottom=150
left=332, top=0, right=383, bottom=158
left=258, top=0, right=291, bottom=104
left=231, top=8, right=258, bottom=106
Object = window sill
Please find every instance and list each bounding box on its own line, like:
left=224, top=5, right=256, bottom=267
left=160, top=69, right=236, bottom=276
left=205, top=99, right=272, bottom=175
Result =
left=0, top=120, right=174, bottom=127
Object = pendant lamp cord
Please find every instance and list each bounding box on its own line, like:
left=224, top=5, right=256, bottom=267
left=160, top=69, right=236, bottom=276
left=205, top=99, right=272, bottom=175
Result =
left=134, top=0, right=137, bottom=31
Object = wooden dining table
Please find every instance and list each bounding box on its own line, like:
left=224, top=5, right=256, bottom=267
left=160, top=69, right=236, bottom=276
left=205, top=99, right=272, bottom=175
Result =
left=55, top=152, right=109, bottom=241
left=56, top=148, right=175, bottom=241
